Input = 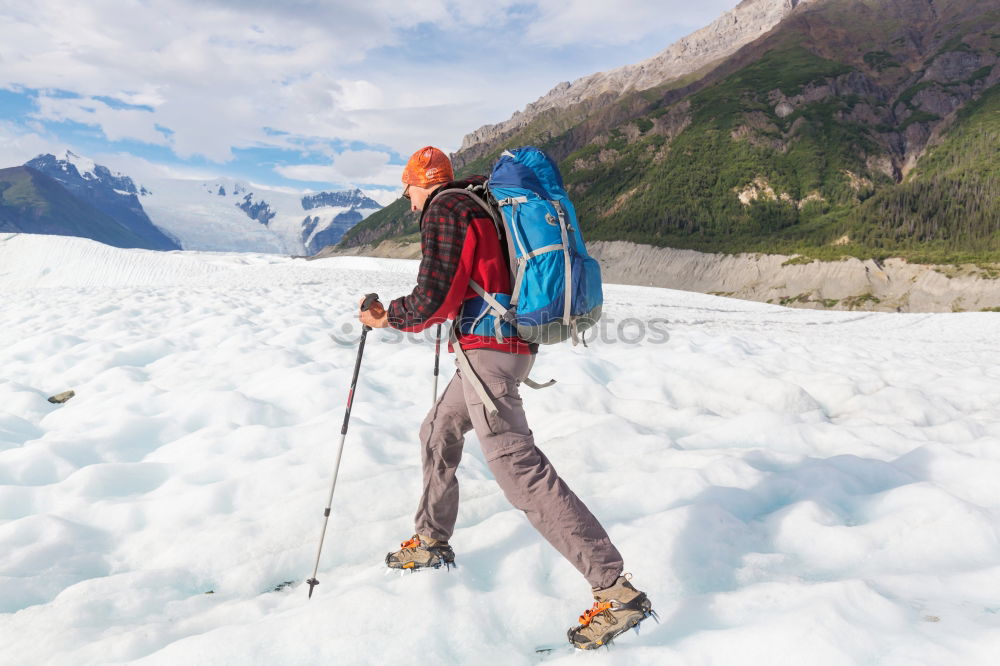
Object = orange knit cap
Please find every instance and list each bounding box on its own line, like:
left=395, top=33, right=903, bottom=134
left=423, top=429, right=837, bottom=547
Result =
left=401, top=146, right=454, bottom=188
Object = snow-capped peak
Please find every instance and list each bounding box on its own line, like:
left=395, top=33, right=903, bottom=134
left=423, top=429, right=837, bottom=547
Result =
left=62, top=150, right=98, bottom=180
left=301, top=188, right=382, bottom=211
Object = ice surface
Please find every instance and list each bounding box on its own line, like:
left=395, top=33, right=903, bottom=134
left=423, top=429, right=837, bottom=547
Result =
left=1, top=234, right=998, bottom=664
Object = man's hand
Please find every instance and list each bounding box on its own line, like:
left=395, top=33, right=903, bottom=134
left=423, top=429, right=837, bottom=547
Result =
left=359, top=296, right=389, bottom=328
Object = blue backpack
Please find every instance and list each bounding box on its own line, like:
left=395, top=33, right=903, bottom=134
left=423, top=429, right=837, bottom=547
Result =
left=445, top=146, right=604, bottom=346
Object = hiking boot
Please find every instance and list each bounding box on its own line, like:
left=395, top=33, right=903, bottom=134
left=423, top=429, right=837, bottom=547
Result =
left=567, top=575, right=655, bottom=650
left=384, top=534, right=455, bottom=571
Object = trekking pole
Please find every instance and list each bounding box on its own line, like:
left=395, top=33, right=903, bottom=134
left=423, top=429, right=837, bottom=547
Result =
left=432, top=323, right=442, bottom=403
left=306, top=292, right=380, bottom=599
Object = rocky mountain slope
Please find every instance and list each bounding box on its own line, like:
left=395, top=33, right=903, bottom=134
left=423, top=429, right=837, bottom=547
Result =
left=459, top=0, right=817, bottom=161
left=587, top=240, right=1000, bottom=313
left=341, top=0, right=1000, bottom=265
left=301, top=189, right=382, bottom=253
left=0, top=166, right=161, bottom=250
left=25, top=152, right=180, bottom=250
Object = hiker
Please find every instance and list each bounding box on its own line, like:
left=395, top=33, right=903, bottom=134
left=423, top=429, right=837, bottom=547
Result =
left=358, top=146, right=653, bottom=648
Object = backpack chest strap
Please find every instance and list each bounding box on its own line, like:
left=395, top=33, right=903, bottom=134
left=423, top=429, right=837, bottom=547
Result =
left=469, top=280, right=516, bottom=324
left=461, top=286, right=515, bottom=343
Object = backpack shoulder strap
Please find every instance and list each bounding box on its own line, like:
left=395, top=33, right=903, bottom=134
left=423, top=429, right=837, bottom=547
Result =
left=438, top=186, right=516, bottom=281
left=435, top=186, right=500, bottom=234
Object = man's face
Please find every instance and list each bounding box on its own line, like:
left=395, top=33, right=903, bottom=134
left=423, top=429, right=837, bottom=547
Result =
left=406, top=184, right=439, bottom=213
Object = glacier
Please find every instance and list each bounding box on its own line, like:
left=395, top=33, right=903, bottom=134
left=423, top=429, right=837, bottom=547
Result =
left=0, top=233, right=998, bottom=665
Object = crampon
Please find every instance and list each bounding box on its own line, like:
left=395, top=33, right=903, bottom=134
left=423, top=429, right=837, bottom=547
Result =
left=566, top=576, right=657, bottom=650
left=384, top=534, right=455, bottom=571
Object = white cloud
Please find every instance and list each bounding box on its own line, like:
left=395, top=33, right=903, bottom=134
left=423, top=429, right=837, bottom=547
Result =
left=273, top=164, right=338, bottom=182
left=88, top=152, right=226, bottom=183
left=363, top=187, right=404, bottom=207
left=0, top=1, right=741, bottom=172
left=336, top=80, right=386, bottom=112
left=0, top=0, right=396, bottom=161
left=0, top=122, right=61, bottom=164
left=33, top=96, right=170, bottom=147
left=331, top=149, right=393, bottom=179
left=275, top=149, right=400, bottom=188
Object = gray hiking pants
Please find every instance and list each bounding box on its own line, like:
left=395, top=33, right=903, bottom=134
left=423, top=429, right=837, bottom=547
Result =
left=414, top=348, right=624, bottom=590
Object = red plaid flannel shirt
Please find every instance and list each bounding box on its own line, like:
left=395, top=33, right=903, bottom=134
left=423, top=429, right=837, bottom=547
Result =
left=386, top=176, right=531, bottom=354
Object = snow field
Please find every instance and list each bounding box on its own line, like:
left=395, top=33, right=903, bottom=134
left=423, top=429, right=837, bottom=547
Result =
left=1, top=234, right=999, bottom=664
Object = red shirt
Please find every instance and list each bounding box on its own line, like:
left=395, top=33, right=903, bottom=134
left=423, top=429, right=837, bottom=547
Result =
left=386, top=177, right=531, bottom=354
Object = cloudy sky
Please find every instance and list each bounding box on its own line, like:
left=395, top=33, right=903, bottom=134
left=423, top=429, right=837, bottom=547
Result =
left=0, top=0, right=739, bottom=199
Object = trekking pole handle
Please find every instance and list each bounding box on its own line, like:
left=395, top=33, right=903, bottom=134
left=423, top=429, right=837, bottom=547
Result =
left=359, top=292, right=379, bottom=332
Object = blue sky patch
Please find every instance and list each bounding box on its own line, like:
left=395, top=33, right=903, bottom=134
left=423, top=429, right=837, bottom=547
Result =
left=0, top=88, right=35, bottom=116
left=93, top=96, right=156, bottom=113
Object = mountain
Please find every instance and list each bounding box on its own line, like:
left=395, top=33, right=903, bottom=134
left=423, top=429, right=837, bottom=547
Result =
left=25, top=152, right=180, bottom=250
left=343, top=0, right=1000, bottom=264
left=0, top=166, right=159, bottom=249
left=140, top=179, right=383, bottom=255
left=300, top=189, right=383, bottom=253
left=11, top=152, right=383, bottom=255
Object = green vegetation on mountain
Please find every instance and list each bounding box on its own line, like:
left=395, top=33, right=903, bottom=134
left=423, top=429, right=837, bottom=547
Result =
left=565, top=47, right=868, bottom=240
left=847, top=83, right=1000, bottom=258
left=339, top=0, right=1000, bottom=264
